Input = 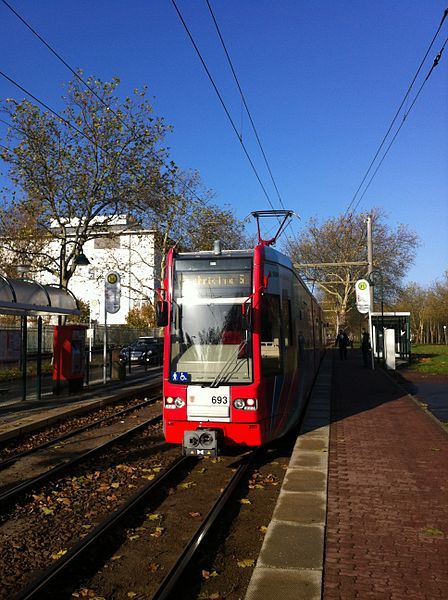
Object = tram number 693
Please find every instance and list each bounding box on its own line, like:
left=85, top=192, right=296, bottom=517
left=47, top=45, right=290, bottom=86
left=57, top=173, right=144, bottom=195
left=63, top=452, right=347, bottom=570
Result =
left=211, top=395, right=228, bottom=405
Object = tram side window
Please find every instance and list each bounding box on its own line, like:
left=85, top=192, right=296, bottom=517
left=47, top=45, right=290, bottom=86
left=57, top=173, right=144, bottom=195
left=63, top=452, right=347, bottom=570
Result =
left=261, top=294, right=282, bottom=374
left=282, top=298, right=292, bottom=346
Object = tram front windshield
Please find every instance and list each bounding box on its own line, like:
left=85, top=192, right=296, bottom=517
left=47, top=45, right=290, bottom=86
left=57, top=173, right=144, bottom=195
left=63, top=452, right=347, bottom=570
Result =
left=170, top=259, right=253, bottom=385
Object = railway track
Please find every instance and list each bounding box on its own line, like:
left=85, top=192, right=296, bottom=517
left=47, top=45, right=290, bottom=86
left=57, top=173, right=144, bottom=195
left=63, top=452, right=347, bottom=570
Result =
left=0, top=408, right=163, bottom=511
left=14, top=450, right=257, bottom=599
left=0, top=394, right=160, bottom=472
left=0, top=372, right=162, bottom=458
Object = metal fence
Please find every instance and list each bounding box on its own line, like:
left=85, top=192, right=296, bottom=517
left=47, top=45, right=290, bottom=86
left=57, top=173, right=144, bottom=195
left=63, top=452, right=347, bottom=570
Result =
left=0, top=325, right=163, bottom=354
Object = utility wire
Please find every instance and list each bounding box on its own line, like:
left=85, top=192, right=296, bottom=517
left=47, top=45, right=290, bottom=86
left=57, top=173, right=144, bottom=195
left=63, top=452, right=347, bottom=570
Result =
left=344, top=6, right=448, bottom=217
left=0, top=69, right=192, bottom=216
left=171, top=0, right=276, bottom=213
left=0, top=116, right=25, bottom=134
left=355, top=37, right=447, bottom=210
left=0, top=0, right=209, bottom=207
left=327, top=9, right=448, bottom=278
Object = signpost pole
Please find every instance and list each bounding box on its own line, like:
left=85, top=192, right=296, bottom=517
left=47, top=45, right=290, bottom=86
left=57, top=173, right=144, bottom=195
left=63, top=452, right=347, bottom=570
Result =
left=103, top=284, right=107, bottom=385
left=355, top=278, right=374, bottom=370
left=103, top=271, right=121, bottom=385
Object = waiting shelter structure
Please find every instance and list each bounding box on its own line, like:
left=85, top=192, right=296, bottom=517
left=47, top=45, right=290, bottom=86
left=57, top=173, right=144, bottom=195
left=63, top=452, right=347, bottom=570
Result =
left=371, top=311, right=411, bottom=367
left=0, top=275, right=80, bottom=401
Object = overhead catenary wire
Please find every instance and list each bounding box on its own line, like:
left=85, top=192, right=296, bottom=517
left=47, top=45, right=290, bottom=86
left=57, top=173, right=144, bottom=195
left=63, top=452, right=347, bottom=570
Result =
left=344, top=6, right=448, bottom=218
left=324, top=8, right=448, bottom=280
left=205, top=0, right=286, bottom=210
left=354, top=37, right=447, bottom=211
left=171, top=0, right=277, bottom=214
left=204, top=0, right=302, bottom=252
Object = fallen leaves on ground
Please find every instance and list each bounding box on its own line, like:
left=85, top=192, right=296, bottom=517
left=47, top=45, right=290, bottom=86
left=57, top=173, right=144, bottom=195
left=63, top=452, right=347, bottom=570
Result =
left=51, top=548, right=68, bottom=560
left=420, top=527, right=444, bottom=537
left=237, top=558, right=255, bottom=568
left=150, top=526, right=165, bottom=538
left=201, top=569, right=219, bottom=579
left=178, top=481, right=197, bottom=489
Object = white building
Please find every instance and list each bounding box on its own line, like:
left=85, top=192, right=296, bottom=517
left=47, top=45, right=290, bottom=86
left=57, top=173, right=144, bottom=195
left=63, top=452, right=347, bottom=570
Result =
left=39, top=216, right=160, bottom=325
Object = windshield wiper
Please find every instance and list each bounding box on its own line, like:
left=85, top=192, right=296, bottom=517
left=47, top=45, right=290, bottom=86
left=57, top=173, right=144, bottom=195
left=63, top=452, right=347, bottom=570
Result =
left=210, top=337, right=248, bottom=388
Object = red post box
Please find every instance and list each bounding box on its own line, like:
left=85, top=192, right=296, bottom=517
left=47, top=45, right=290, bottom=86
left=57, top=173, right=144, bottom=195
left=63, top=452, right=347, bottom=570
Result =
left=53, top=325, right=87, bottom=394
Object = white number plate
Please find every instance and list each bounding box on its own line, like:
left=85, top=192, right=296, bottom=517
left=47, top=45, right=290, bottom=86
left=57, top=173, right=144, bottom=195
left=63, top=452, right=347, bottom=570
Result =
left=187, top=386, right=230, bottom=421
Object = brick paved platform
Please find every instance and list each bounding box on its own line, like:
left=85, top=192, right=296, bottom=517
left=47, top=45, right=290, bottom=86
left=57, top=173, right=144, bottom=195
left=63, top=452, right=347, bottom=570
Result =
left=324, top=351, right=448, bottom=600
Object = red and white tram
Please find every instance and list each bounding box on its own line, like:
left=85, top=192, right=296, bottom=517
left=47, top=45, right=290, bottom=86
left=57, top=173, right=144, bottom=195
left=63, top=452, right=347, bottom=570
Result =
left=157, top=212, right=324, bottom=455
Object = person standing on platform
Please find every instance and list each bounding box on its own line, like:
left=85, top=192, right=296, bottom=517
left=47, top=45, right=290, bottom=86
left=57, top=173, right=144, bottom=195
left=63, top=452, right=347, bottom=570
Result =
left=335, top=329, right=349, bottom=360
left=361, top=328, right=371, bottom=367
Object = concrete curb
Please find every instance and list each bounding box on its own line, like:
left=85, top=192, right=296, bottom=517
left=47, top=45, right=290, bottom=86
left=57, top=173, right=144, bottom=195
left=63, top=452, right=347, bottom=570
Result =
left=245, top=354, right=332, bottom=600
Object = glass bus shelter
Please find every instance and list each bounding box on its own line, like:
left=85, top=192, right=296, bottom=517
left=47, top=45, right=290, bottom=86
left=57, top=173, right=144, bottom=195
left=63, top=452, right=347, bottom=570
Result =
left=0, top=275, right=80, bottom=401
left=371, top=311, right=411, bottom=366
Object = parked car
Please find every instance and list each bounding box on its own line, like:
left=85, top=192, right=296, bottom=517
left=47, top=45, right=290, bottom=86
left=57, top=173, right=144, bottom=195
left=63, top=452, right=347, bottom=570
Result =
left=119, top=337, right=163, bottom=365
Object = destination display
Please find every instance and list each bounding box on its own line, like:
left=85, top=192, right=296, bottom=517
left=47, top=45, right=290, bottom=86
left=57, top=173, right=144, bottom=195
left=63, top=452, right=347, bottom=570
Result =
left=177, top=271, right=251, bottom=297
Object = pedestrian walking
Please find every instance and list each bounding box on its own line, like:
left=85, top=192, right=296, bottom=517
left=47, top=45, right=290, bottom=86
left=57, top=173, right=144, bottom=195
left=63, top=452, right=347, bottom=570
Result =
left=335, top=329, right=349, bottom=360
left=361, top=328, right=371, bottom=367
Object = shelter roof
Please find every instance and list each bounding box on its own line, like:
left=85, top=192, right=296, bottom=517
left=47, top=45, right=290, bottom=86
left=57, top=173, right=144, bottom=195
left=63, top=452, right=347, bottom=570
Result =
left=0, top=275, right=80, bottom=316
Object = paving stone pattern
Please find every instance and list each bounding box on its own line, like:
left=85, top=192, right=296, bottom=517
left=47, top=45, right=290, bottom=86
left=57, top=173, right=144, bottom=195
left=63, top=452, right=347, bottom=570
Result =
left=323, top=353, right=448, bottom=600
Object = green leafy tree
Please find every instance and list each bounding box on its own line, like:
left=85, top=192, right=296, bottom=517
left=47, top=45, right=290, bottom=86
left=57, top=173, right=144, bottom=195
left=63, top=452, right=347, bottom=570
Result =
left=0, top=74, right=171, bottom=286
left=125, top=302, right=156, bottom=328
left=67, top=298, right=90, bottom=325
left=394, top=273, right=448, bottom=344
left=136, top=168, right=250, bottom=280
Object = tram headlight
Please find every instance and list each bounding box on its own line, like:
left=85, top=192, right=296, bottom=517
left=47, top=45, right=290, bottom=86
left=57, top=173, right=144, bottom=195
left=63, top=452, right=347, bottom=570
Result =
left=165, top=396, right=184, bottom=409
left=233, top=398, right=257, bottom=410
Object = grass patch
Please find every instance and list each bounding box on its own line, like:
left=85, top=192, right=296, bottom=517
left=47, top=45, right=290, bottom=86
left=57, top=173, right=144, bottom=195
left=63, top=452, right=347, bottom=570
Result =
left=408, top=344, right=448, bottom=376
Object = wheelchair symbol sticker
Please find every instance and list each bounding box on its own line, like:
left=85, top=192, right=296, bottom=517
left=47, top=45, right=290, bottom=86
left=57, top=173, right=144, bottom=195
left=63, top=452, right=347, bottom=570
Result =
left=171, top=371, right=189, bottom=383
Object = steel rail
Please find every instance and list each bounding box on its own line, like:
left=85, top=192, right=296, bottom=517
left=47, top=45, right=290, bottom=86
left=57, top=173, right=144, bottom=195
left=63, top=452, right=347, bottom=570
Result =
left=0, top=393, right=161, bottom=471
left=152, top=450, right=258, bottom=599
left=16, top=455, right=192, bottom=600
left=0, top=413, right=162, bottom=511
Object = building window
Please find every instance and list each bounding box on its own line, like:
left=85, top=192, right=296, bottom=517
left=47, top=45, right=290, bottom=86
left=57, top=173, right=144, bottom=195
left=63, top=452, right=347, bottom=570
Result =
left=94, top=236, right=120, bottom=249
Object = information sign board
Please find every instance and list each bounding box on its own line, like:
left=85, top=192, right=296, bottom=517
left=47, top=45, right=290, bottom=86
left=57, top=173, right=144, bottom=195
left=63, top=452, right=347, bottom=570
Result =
left=355, top=279, right=371, bottom=314
left=105, top=271, right=121, bottom=314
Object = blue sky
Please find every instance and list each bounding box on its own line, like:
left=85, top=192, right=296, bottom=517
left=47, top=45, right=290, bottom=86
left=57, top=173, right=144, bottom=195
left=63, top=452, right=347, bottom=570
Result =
left=0, top=0, right=447, bottom=286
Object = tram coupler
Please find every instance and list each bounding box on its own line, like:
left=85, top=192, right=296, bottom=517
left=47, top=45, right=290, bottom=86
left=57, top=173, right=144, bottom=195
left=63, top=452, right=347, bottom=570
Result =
left=182, top=429, right=219, bottom=456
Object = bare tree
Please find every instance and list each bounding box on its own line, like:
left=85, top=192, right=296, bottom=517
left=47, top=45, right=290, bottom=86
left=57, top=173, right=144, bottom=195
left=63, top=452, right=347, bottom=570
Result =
left=287, top=209, right=419, bottom=326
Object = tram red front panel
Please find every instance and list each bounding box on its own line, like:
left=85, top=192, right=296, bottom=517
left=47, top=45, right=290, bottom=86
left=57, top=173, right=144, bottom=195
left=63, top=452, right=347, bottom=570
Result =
left=162, top=245, right=278, bottom=447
